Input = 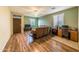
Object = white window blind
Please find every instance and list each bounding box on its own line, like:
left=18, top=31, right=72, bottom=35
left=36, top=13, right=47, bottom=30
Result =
left=53, top=13, right=64, bottom=27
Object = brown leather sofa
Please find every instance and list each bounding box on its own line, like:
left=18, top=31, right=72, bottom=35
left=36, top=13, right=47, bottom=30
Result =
left=32, top=27, right=50, bottom=38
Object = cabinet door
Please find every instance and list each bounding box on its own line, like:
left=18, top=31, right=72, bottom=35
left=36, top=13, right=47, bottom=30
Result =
left=70, top=30, right=78, bottom=42
left=58, top=29, right=62, bottom=37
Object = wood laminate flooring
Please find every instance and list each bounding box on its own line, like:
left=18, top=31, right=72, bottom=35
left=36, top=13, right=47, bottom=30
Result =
left=3, top=31, right=79, bottom=52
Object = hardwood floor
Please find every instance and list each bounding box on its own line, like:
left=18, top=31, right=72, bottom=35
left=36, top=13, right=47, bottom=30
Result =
left=3, top=31, right=79, bottom=52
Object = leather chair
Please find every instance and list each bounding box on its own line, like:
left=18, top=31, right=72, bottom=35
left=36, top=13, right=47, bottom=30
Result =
left=24, top=24, right=32, bottom=31
left=62, top=25, right=70, bottom=39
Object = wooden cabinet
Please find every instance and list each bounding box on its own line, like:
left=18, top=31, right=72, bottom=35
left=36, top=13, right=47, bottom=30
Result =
left=70, top=30, right=78, bottom=42
left=58, top=29, right=62, bottom=37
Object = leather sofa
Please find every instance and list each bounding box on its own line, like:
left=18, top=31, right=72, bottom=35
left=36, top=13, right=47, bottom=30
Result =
left=32, top=27, right=50, bottom=38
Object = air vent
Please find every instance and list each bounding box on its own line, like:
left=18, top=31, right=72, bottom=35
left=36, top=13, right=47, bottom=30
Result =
left=13, top=15, right=21, bottom=19
left=51, top=7, right=55, bottom=9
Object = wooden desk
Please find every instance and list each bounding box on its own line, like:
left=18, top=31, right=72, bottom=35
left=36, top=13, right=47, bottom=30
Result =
left=58, top=28, right=78, bottom=42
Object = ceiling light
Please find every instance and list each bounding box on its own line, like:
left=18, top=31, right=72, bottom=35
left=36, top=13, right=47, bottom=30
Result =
left=34, top=10, right=38, bottom=12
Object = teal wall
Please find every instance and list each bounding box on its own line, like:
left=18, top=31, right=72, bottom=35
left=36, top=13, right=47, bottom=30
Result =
left=38, top=15, right=53, bottom=27
left=24, top=16, right=38, bottom=28
left=24, top=16, right=30, bottom=24
left=38, top=17, right=51, bottom=27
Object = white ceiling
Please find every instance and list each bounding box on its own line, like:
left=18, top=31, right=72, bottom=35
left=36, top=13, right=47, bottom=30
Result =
left=9, top=6, right=75, bottom=17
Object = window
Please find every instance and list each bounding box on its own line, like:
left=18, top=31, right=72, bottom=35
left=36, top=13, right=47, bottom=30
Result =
left=38, top=18, right=47, bottom=27
left=30, top=18, right=36, bottom=28
left=53, top=13, right=64, bottom=27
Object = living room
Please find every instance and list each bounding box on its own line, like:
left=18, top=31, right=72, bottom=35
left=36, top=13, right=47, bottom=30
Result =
left=24, top=6, right=78, bottom=42
left=0, top=6, right=79, bottom=52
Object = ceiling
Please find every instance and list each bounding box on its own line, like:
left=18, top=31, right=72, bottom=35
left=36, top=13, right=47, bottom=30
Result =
left=9, top=6, right=75, bottom=17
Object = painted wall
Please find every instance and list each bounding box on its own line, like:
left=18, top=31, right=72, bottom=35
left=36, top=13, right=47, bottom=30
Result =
left=21, top=16, right=24, bottom=33
left=24, top=16, right=30, bottom=24
left=0, top=7, right=12, bottom=51
left=78, top=7, right=79, bottom=45
left=40, top=7, right=78, bottom=28
left=64, top=7, right=78, bottom=28
left=38, top=17, right=51, bottom=27
left=39, top=15, right=53, bottom=27
left=24, top=16, right=38, bottom=28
